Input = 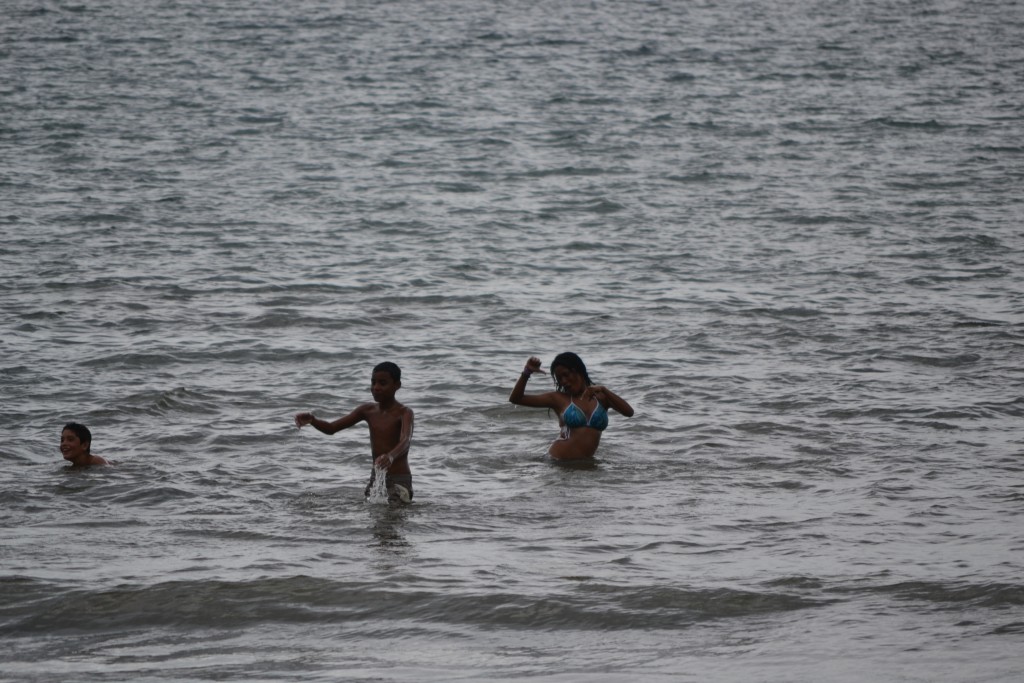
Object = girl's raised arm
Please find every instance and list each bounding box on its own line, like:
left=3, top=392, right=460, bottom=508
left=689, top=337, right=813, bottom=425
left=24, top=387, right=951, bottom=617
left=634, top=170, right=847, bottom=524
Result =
left=509, top=356, right=560, bottom=409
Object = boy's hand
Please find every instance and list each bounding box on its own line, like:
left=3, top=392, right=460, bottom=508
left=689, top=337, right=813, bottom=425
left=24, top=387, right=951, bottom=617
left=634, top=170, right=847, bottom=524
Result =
left=374, top=453, right=394, bottom=469
left=294, top=412, right=313, bottom=428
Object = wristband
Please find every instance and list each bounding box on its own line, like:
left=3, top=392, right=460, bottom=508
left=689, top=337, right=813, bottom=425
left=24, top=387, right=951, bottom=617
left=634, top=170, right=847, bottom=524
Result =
left=522, top=367, right=534, bottom=378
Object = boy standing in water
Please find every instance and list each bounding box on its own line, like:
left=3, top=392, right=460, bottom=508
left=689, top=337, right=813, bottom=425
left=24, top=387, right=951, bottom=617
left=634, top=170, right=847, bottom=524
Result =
left=294, top=362, right=414, bottom=503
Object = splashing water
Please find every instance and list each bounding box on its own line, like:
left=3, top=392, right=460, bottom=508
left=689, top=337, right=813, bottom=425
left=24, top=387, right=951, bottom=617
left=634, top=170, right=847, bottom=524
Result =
left=366, top=466, right=390, bottom=504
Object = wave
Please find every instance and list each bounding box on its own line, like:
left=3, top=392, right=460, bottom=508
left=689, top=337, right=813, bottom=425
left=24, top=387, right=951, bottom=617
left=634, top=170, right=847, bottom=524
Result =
left=861, top=580, right=1024, bottom=610
left=0, top=575, right=829, bottom=635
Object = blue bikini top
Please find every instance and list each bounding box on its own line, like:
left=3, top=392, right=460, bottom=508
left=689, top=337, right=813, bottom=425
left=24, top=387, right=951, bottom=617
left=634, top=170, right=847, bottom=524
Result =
left=561, top=399, right=608, bottom=431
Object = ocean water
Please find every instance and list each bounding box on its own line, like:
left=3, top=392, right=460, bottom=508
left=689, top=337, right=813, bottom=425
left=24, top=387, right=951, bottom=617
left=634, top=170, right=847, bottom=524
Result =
left=2, top=0, right=1023, bottom=681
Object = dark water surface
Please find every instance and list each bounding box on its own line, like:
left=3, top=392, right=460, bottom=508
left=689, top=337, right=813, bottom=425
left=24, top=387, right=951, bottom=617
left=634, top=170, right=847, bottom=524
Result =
left=2, top=1, right=1023, bottom=681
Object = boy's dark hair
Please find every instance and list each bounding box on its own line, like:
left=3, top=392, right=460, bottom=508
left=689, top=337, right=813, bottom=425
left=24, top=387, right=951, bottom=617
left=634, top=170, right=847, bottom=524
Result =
left=373, top=361, right=401, bottom=383
left=62, top=422, right=92, bottom=453
left=550, top=352, right=593, bottom=393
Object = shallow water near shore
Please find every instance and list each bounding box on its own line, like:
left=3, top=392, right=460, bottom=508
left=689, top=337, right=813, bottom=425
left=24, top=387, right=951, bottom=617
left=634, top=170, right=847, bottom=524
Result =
left=2, top=0, right=1023, bottom=681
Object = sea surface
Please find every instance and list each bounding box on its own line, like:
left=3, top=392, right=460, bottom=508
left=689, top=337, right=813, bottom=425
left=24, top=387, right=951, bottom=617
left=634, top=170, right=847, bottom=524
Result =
left=2, top=0, right=1023, bottom=681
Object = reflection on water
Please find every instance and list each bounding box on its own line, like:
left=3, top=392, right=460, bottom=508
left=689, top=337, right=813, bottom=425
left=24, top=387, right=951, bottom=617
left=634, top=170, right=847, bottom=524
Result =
left=547, top=457, right=601, bottom=472
left=369, top=504, right=411, bottom=552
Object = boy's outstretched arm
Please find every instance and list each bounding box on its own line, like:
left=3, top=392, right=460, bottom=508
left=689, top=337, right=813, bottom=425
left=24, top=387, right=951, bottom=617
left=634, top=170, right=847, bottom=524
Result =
left=295, top=406, right=366, bottom=435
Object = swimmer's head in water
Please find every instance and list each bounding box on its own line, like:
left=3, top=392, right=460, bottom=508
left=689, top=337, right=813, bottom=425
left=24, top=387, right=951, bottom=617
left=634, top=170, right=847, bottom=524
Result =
left=61, top=422, right=93, bottom=463
left=550, top=352, right=593, bottom=394
left=62, top=422, right=92, bottom=453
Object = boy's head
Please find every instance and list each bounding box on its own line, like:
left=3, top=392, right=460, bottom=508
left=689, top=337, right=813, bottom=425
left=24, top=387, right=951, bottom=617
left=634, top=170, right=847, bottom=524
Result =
left=61, top=422, right=92, bottom=460
left=373, top=362, right=401, bottom=383
left=370, top=362, right=402, bottom=403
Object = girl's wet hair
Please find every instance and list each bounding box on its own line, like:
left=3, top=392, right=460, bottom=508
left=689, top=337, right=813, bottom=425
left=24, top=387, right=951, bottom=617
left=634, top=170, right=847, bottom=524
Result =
left=62, top=422, right=92, bottom=453
left=550, top=352, right=593, bottom=393
left=373, top=361, right=401, bottom=382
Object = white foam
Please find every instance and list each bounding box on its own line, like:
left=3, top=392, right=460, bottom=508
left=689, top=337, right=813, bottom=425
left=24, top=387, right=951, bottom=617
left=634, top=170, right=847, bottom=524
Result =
left=365, top=465, right=390, bottom=504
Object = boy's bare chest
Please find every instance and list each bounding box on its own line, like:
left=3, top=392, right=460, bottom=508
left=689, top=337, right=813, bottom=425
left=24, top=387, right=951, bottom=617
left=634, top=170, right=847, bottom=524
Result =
left=366, top=411, right=403, bottom=434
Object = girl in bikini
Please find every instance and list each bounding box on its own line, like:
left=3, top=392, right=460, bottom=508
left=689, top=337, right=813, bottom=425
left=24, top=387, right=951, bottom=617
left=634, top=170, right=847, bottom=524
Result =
left=508, top=352, right=634, bottom=460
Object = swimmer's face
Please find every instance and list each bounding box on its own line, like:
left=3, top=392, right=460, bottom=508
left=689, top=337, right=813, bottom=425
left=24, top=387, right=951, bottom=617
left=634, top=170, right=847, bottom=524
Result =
left=60, top=428, right=89, bottom=462
left=370, top=370, right=400, bottom=403
left=553, top=365, right=584, bottom=394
